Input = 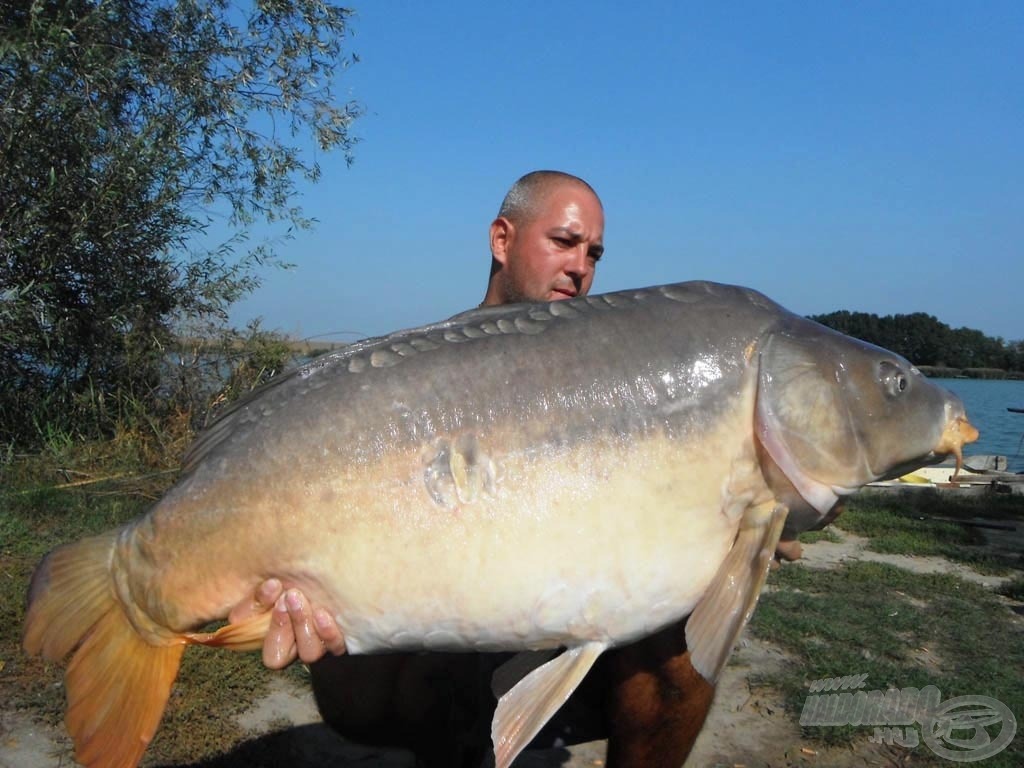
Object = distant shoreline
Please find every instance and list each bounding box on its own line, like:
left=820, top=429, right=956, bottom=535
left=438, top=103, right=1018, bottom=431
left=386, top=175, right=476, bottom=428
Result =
left=278, top=338, right=348, bottom=355
left=916, top=366, right=1024, bottom=380
left=172, top=337, right=348, bottom=356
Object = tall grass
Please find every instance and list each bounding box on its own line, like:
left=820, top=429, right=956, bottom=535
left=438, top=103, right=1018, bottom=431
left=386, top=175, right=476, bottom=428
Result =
left=2, top=322, right=300, bottom=472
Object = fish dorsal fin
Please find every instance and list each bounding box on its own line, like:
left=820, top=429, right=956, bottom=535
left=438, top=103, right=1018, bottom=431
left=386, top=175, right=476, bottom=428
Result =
left=686, top=503, right=787, bottom=683
left=491, top=641, right=606, bottom=768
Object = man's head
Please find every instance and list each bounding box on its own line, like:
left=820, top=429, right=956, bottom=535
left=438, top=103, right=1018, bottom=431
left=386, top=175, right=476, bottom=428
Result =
left=483, top=170, right=604, bottom=306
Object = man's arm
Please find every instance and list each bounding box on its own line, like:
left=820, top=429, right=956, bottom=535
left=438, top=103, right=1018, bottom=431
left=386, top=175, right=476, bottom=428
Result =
left=229, top=579, right=347, bottom=668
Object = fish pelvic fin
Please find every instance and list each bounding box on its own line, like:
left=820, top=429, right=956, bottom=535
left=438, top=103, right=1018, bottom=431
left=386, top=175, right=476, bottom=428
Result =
left=491, top=641, right=606, bottom=768
left=686, top=503, right=787, bottom=684
left=23, top=530, right=186, bottom=768
left=184, top=611, right=272, bottom=651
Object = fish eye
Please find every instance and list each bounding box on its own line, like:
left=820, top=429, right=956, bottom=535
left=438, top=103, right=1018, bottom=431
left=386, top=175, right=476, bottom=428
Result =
left=879, top=362, right=908, bottom=397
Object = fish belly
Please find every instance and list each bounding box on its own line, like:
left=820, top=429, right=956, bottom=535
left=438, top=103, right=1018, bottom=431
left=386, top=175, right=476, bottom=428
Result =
left=296, top=426, right=760, bottom=654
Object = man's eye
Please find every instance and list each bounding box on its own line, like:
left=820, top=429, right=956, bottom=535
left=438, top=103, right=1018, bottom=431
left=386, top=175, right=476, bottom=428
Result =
left=589, top=251, right=603, bottom=263
left=553, top=237, right=572, bottom=247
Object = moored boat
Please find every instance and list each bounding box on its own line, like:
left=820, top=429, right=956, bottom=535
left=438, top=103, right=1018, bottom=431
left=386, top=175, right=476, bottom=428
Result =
left=864, top=454, right=1024, bottom=495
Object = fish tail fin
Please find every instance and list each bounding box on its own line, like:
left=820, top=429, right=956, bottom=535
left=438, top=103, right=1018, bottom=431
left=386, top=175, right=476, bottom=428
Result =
left=23, top=531, right=186, bottom=768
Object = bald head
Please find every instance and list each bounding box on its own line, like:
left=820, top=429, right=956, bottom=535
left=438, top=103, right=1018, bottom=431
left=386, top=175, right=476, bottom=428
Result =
left=483, top=171, right=605, bottom=306
left=497, top=170, right=601, bottom=227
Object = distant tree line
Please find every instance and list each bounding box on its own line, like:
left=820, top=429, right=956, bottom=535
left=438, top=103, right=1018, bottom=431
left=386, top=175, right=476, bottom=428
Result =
left=809, top=310, right=1024, bottom=375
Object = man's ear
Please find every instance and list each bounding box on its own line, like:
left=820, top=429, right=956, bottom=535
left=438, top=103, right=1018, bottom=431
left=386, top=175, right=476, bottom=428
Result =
left=489, top=217, right=514, bottom=267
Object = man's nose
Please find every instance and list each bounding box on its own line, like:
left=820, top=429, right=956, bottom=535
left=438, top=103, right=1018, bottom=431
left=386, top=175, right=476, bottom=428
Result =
left=564, top=244, right=592, bottom=277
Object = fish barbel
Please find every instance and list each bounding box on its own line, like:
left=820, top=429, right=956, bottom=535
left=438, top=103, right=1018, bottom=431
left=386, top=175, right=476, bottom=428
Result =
left=23, top=281, right=977, bottom=768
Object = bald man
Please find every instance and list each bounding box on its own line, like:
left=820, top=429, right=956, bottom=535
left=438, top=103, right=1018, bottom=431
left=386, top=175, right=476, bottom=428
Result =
left=482, top=169, right=603, bottom=304
left=229, top=172, right=719, bottom=767
left=230, top=170, right=606, bottom=667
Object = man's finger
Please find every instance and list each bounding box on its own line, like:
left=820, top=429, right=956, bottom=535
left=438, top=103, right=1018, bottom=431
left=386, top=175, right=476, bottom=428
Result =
left=774, top=538, right=803, bottom=562
left=262, top=594, right=299, bottom=669
left=285, top=589, right=329, bottom=664
left=229, top=577, right=284, bottom=623
left=313, top=608, right=347, bottom=656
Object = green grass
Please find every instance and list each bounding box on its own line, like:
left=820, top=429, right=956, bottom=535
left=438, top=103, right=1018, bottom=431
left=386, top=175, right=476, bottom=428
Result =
left=798, top=527, right=842, bottom=544
left=749, top=491, right=1024, bottom=766
left=997, top=573, right=1024, bottom=601
left=833, top=492, right=1022, bottom=574
left=753, top=563, right=1024, bottom=766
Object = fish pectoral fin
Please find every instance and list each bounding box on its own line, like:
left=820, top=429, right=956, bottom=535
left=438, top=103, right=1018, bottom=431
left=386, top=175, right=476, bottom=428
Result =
left=491, top=641, right=606, bottom=768
left=184, top=611, right=272, bottom=651
left=686, top=503, right=787, bottom=684
left=491, top=649, right=560, bottom=699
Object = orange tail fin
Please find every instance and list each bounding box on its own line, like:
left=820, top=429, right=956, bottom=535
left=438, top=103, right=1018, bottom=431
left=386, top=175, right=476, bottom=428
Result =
left=23, top=531, right=271, bottom=768
left=23, top=530, right=184, bottom=768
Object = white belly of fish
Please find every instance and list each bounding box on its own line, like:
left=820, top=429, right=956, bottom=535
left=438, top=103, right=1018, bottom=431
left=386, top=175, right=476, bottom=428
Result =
left=295, top=425, right=762, bottom=655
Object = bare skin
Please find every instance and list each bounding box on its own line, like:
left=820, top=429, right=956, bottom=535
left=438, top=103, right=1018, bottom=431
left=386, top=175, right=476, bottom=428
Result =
left=605, top=623, right=717, bottom=767
left=482, top=181, right=604, bottom=305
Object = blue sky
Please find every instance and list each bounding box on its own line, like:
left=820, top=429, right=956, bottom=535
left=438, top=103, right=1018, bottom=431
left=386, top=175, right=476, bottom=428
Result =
left=228, top=1, right=1023, bottom=345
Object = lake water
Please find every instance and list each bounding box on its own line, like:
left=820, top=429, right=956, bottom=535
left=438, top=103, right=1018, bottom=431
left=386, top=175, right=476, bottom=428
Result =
left=934, top=378, right=1024, bottom=473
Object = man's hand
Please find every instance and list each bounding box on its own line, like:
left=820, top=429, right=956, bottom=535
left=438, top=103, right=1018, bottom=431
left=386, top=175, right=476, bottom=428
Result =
left=773, top=537, right=803, bottom=564
left=228, top=578, right=347, bottom=669
left=772, top=501, right=846, bottom=569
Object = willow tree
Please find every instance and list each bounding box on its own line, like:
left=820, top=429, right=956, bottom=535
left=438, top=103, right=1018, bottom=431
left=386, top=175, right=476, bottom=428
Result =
left=0, top=0, right=360, bottom=446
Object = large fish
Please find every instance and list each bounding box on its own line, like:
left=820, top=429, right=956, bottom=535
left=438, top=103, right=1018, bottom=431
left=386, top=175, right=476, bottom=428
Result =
left=24, top=281, right=977, bottom=768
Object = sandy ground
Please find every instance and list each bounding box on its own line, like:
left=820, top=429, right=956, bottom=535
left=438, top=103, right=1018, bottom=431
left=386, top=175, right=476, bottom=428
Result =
left=1, top=525, right=1016, bottom=768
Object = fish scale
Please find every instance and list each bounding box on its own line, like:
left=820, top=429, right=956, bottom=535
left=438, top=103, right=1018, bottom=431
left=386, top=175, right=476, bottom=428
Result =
left=23, top=280, right=978, bottom=768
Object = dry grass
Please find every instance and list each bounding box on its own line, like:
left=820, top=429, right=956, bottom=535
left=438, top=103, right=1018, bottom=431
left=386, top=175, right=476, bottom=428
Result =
left=0, top=435, right=299, bottom=768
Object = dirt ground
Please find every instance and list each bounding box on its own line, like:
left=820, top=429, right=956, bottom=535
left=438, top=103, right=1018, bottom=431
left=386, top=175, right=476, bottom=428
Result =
left=1, top=525, right=1017, bottom=768
left=0, top=639, right=890, bottom=768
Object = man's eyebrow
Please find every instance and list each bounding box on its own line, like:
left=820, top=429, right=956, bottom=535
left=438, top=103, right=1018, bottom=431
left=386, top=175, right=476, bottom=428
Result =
left=548, top=226, right=581, bottom=238
left=548, top=227, right=604, bottom=258
left=548, top=226, right=601, bottom=242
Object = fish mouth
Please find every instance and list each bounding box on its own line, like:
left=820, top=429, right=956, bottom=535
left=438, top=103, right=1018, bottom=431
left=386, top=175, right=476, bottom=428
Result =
left=933, top=416, right=980, bottom=478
